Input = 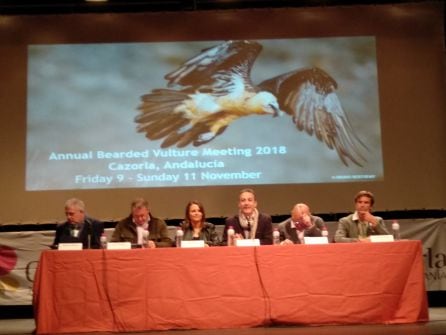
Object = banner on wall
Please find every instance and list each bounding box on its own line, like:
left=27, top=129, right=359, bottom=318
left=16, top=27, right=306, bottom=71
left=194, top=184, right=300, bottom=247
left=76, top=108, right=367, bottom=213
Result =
left=402, top=219, right=446, bottom=291
left=0, top=219, right=445, bottom=305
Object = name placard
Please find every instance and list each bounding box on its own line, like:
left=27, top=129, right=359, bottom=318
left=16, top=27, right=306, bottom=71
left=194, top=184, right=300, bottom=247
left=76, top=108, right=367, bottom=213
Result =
left=303, top=237, right=329, bottom=245
left=106, top=242, right=132, bottom=250
left=235, top=239, right=260, bottom=247
left=180, top=240, right=205, bottom=248
left=370, top=235, right=394, bottom=243
left=58, top=243, right=83, bottom=250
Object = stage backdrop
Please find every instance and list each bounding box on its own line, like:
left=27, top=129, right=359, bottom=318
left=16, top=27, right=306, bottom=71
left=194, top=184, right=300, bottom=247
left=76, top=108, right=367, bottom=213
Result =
left=0, top=2, right=445, bottom=224
left=0, top=218, right=444, bottom=306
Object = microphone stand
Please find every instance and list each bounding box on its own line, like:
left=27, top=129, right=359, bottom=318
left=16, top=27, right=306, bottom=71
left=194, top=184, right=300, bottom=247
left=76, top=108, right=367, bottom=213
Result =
left=86, top=220, right=92, bottom=249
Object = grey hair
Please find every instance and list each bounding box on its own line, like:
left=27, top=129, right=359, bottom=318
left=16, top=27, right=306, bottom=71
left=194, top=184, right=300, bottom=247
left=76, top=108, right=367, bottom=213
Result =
left=131, top=197, right=149, bottom=211
left=64, top=198, right=85, bottom=212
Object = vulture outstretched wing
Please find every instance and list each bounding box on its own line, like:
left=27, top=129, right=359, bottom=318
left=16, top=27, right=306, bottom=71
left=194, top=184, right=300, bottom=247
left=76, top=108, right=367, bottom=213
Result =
left=164, top=40, right=262, bottom=93
left=259, top=67, right=368, bottom=166
left=135, top=40, right=277, bottom=148
left=136, top=40, right=369, bottom=166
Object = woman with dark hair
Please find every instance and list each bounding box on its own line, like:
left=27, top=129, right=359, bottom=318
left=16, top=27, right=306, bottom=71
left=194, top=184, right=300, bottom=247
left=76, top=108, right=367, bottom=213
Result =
left=181, top=201, right=220, bottom=247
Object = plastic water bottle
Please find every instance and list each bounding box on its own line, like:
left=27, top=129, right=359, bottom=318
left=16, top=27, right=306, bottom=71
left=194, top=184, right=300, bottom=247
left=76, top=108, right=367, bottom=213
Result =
left=392, top=220, right=401, bottom=240
left=227, top=226, right=235, bottom=246
left=100, top=233, right=107, bottom=249
left=175, top=227, right=183, bottom=248
left=272, top=228, right=280, bottom=245
left=142, top=229, right=149, bottom=248
left=321, top=226, right=329, bottom=239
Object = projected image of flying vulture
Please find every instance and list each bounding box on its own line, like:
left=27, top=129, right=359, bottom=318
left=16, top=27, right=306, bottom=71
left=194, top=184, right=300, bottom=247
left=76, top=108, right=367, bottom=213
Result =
left=26, top=37, right=383, bottom=190
left=136, top=40, right=367, bottom=167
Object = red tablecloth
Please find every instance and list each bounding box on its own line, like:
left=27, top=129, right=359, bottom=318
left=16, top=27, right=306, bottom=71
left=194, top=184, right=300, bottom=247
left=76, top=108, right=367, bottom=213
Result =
left=33, top=240, right=428, bottom=334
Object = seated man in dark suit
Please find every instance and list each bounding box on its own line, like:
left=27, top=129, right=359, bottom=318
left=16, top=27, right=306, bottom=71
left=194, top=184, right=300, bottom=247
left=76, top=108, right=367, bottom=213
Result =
left=111, top=197, right=172, bottom=248
left=221, top=188, right=273, bottom=245
left=278, top=203, right=326, bottom=245
left=52, top=198, right=104, bottom=249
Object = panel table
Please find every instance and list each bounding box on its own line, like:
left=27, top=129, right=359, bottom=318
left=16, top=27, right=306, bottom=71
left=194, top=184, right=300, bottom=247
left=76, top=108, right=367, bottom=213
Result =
left=33, top=241, right=428, bottom=334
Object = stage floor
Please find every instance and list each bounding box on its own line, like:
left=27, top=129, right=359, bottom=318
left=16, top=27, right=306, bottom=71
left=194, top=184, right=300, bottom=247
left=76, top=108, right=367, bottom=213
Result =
left=1, top=308, right=446, bottom=335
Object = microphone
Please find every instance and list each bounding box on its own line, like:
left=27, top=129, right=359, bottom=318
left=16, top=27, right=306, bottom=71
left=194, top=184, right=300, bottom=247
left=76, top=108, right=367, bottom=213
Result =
left=244, top=219, right=251, bottom=239
left=86, top=220, right=93, bottom=249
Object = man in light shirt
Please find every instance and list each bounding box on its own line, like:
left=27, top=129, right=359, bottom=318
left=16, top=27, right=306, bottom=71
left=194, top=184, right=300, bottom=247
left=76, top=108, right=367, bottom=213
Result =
left=334, top=190, right=389, bottom=243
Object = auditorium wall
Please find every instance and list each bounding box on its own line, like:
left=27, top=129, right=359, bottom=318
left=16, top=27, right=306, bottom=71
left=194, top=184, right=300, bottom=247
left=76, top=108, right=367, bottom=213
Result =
left=0, top=1, right=444, bottom=224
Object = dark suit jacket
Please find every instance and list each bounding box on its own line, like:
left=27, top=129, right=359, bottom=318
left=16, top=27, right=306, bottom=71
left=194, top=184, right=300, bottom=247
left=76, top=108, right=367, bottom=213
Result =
left=277, top=215, right=325, bottom=244
left=53, top=217, right=104, bottom=249
left=111, top=214, right=172, bottom=247
left=222, top=212, right=273, bottom=245
left=181, top=222, right=221, bottom=247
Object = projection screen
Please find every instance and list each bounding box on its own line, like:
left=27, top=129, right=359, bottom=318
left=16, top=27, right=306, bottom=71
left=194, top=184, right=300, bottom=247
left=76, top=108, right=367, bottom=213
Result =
left=0, top=1, right=444, bottom=222
left=26, top=37, right=382, bottom=191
